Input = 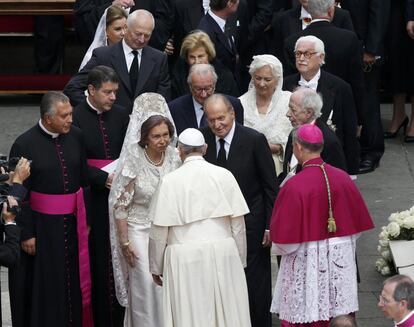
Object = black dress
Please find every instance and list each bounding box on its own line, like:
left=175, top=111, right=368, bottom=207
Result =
left=73, top=101, right=129, bottom=327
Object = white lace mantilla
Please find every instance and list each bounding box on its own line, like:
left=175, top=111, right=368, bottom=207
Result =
left=108, top=93, right=180, bottom=307
left=271, top=235, right=359, bottom=323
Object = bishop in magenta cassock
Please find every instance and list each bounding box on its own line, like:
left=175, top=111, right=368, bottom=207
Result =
left=270, top=124, right=374, bottom=327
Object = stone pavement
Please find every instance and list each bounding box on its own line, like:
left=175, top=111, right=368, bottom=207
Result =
left=0, top=95, right=413, bottom=327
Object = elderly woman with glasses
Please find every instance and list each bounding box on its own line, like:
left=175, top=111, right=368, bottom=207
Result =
left=171, top=30, right=239, bottom=99
left=239, top=55, right=292, bottom=175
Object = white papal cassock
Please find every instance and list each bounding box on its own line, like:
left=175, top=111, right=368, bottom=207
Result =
left=148, top=155, right=252, bottom=327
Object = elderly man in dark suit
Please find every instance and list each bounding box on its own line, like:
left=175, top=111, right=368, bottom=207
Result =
left=283, top=35, right=359, bottom=174
left=64, top=9, right=171, bottom=113
left=280, top=87, right=347, bottom=183
left=201, top=94, right=278, bottom=327
left=283, top=0, right=365, bottom=132
left=270, top=0, right=354, bottom=61
left=168, top=63, right=244, bottom=135
left=198, top=0, right=241, bottom=89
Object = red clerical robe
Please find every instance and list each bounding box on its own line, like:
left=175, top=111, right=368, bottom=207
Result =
left=270, top=157, right=374, bottom=325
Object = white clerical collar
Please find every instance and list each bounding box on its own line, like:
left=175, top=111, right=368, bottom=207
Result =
left=86, top=96, right=103, bottom=114
left=184, top=155, right=204, bottom=163
left=395, top=310, right=414, bottom=326
left=208, top=10, right=226, bottom=32
left=310, top=18, right=330, bottom=24
left=215, top=120, right=236, bottom=146
left=39, top=119, right=59, bottom=138
left=299, top=69, right=321, bottom=91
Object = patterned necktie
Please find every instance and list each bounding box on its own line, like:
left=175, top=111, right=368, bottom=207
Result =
left=217, top=138, right=227, bottom=168
left=129, top=50, right=139, bottom=92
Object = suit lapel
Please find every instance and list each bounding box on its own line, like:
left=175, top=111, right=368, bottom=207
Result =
left=206, top=14, right=234, bottom=55
left=135, top=47, right=155, bottom=96
left=226, top=123, right=244, bottom=169
left=289, top=6, right=302, bottom=33
left=204, top=128, right=217, bottom=164
left=111, top=43, right=131, bottom=93
left=183, top=95, right=199, bottom=128
left=317, top=72, right=335, bottom=122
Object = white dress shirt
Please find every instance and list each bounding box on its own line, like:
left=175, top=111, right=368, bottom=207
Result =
left=215, top=121, right=236, bottom=158
left=122, top=40, right=142, bottom=71
left=192, top=97, right=205, bottom=127
left=298, top=69, right=321, bottom=91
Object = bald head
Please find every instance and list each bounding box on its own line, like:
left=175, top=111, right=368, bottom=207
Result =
left=330, top=315, right=357, bottom=327
left=124, top=10, right=154, bottom=50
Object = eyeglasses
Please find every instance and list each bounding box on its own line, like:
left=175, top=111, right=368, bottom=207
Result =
left=294, top=51, right=318, bottom=59
left=378, top=294, right=395, bottom=305
left=191, top=85, right=215, bottom=94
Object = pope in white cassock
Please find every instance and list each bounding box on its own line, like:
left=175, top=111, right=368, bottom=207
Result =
left=148, top=128, right=252, bottom=327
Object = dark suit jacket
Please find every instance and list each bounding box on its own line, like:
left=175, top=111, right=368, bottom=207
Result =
left=341, top=0, right=390, bottom=56
left=408, top=0, right=414, bottom=21
left=270, top=5, right=354, bottom=60
left=198, top=13, right=240, bottom=85
left=201, top=123, right=278, bottom=229
left=64, top=42, right=171, bottom=113
left=168, top=94, right=244, bottom=135
left=280, top=119, right=347, bottom=182
left=283, top=20, right=365, bottom=124
left=284, top=70, right=360, bottom=174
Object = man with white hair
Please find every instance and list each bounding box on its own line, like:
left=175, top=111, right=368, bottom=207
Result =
left=283, top=35, right=360, bottom=175
left=270, top=123, right=374, bottom=327
left=168, top=63, right=244, bottom=135
left=148, top=128, right=251, bottom=327
left=280, top=87, right=346, bottom=181
left=283, top=0, right=365, bottom=139
left=64, top=9, right=171, bottom=112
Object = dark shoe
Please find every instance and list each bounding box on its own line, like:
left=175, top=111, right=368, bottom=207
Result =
left=384, top=116, right=409, bottom=139
left=357, top=159, right=379, bottom=174
left=405, top=135, right=414, bottom=143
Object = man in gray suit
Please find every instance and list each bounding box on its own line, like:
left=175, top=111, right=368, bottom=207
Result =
left=64, top=9, right=171, bottom=113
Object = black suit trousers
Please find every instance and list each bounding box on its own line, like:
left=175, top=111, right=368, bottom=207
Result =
left=359, top=65, right=384, bottom=161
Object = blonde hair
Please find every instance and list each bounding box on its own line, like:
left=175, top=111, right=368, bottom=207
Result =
left=106, top=5, right=127, bottom=28
left=180, top=30, right=216, bottom=61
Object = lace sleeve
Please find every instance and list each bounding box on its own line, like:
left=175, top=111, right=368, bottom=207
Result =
left=113, top=177, right=136, bottom=220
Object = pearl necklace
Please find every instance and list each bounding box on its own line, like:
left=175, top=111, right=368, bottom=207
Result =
left=144, top=149, right=164, bottom=166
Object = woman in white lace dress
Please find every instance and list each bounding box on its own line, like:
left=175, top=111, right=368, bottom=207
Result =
left=108, top=93, right=181, bottom=326
left=239, top=55, right=292, bottom=176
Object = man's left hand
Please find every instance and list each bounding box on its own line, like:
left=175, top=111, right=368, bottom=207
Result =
left=152, top=274, right=163, bottom=286
left=407, top=21, right=414, bottom=39
left=262, top=230, right=271, bottom=248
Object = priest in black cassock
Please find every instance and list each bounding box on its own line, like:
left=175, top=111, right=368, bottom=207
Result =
left=72, top=66, right=129, bottom=327
left=9, top=92, right=92, bottom=327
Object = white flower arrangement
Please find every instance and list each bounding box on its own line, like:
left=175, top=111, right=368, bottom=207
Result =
left=376, top=206, right=414, bottom=276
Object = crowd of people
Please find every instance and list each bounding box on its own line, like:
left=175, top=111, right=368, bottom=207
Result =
left=3, top=0, right=414, bottom=326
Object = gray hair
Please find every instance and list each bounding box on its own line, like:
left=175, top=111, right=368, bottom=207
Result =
left=330, top=315, right=357, bottom=327
left=384, top=275, right=414, bottom=310
left=293, top=87, right=323, bottom=119
left=248, top=55, right=282, bottom=80
left=40, top=91, right=70, bottom=118
left=127, top=9, right=155, bottom=30
left=178, top=142, right=205, bottom=155
left=295, top=35, right=325, bottom=55
left=187, top=63, right=218, bottom=86
left=307, top=0, right=335, bottom=17
left=204, top=93, right=234, bottom=113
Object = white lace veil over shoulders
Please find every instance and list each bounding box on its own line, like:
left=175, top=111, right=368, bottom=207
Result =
left=108, top=92, right=177, bottom=306
left=79, top=7, right=109, bottom=71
